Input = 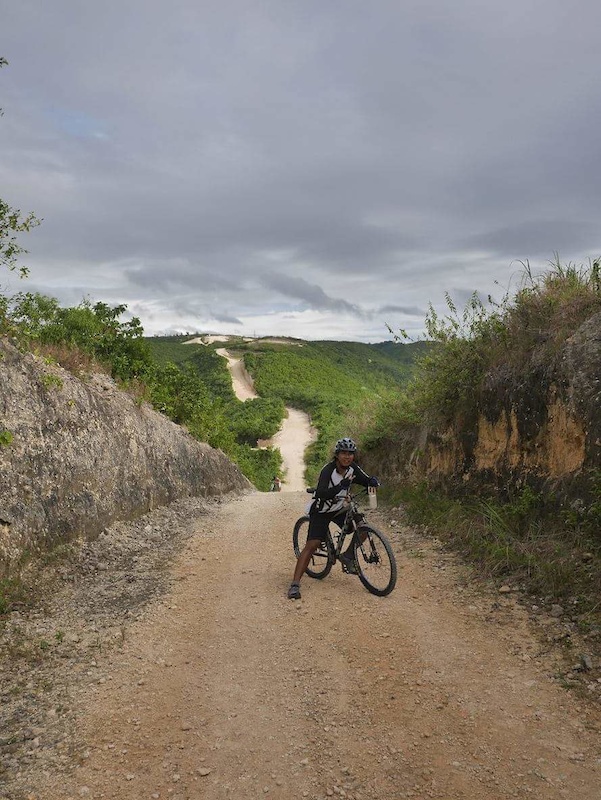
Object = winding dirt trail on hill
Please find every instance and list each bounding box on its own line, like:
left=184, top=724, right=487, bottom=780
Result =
left=217, top=348, right=316, bottom=490
left=216, top=348, right=258, bottom=403
left=35, top=491, right=601, bottom=800
left=264, top=408, right=316, bottom=491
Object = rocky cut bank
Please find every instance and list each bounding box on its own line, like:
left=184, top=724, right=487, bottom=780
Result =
left=0, top=338, right=251, bottom=577
left=363, top=311, right=601, bottom=506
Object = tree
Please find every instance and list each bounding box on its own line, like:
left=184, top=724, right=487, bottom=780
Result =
left=0, top=199, right=40, bottom=278
left=0, top=57, right=40, bottom=277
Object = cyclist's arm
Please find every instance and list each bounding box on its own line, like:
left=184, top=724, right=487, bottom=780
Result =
left=351, top=464, right=372, bottom=487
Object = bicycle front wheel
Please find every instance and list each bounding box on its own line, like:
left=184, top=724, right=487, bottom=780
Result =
left=354, top=526, right=397, bottom=596
left=292, top=516, right=333, bottom=580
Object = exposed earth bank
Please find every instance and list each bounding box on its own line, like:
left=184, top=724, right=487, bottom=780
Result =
left=3, top=491, right=600, bottom=800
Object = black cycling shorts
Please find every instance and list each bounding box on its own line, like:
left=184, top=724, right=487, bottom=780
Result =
left=306, top=510, right=346, bottom=542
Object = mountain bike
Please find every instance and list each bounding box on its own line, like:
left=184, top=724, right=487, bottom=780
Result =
left=292, top=487, right=397, bottom=596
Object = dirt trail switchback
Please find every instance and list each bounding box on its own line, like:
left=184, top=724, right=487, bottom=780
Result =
left=216, top=348, right=316, bottom=490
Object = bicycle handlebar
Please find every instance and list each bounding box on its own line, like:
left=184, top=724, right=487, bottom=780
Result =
left=305, top=484, right=379, bottom=496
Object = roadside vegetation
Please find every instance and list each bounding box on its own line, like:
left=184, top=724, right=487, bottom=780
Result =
left=360, top=258, right=601, bottom=618
left=385, top=480, right=601, bottom=623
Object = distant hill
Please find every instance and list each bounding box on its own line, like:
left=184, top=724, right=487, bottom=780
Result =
left=145, top=334, right=423, bottom=399
left=145, top=334, right=426, bottom=480
left=146, top=334, right=424, bottom=384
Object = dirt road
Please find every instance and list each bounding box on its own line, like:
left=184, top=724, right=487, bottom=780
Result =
left=217, top=348, right=316, bottom=490
left=262, top=408, right=317, bottom=491
left=216, top=348, right=257, bottom=402
left=32, top=491, right=601, bottom=800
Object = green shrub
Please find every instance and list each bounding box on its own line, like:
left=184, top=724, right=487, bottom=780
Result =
left=361, top=258, right=601, bottom=441
left=8, top=293, right=153, bottom=381
left=385, top=481, right=601, bottom=609
left=41, top=373, right=63, bottom=391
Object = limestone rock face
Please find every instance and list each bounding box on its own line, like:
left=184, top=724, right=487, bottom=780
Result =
left=0, top=339, right=252, bottom=574
left=363, top=313, right=601, bottom=502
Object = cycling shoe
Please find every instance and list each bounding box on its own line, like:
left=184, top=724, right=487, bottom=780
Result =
left=340, top=554, right=358, bottom=574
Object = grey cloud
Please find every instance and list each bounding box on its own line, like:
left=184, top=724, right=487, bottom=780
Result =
left=3, top=1, right=601, bottom=339
left=464, top=220, right=601, bottom=259
left=378, top=305, right=424, bottom=317
left=261, top=273, right=366, bottom=317
left=123, top=261, right=239, bottom=293
left=212, top=312, right=243, bottom=325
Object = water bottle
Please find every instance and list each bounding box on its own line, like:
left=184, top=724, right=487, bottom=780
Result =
left=368, top=486, right=377, bottom=509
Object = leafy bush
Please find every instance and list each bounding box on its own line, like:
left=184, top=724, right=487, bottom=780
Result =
left=231, top=443, right=282, bottom=492
left=363, top=258, right=601, bottom=436
left=228, top=397, right=286, bottom=444
left=8, top=293, right=152, bottom=380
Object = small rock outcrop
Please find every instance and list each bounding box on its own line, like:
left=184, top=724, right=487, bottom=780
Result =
left=0, top=339, right=252, bottom=575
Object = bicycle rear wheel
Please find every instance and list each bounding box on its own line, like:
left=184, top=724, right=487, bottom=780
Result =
left=354, top=526, right=397, bottom=596
left=292, top=516, right=333, bottom=580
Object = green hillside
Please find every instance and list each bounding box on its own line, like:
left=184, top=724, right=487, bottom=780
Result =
left=145, top=335, right=236, bottom=401
left=146, top=335, right=420, bottom=483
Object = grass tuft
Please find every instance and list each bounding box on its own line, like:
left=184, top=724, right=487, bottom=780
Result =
left=383, top=481, right=601, bottom=617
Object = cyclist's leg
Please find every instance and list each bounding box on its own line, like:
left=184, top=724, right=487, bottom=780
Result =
left=337, top=512, right=365, bottom=559
left=292, top=539, right=322, bottom=584
left=291, top=513, right=329, bottom=584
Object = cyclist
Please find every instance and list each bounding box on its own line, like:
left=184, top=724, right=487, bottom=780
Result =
left=287, top=437, right=379, bottom=600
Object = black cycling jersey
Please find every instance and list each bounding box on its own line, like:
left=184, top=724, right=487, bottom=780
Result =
left=310, top=459, right=372, bottom=515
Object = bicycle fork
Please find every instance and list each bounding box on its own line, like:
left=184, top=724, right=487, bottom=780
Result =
left=353, top=529, right=380, bottom=565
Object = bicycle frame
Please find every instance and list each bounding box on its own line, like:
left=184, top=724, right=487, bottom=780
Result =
left=315, top=488, right=370, bottom=561
left=295, top=484, right=396, bottom=594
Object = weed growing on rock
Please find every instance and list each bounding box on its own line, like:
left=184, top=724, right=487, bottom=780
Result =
left=41, top=372, right=63, bottom=391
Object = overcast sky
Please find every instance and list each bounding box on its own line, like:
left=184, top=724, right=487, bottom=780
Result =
left=2, top=1, right=601, bottom=341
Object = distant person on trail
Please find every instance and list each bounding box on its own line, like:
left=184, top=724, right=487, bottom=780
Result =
left=287, top=437, right=379, bottom=600
left=271, top=476, right=282, bottom=491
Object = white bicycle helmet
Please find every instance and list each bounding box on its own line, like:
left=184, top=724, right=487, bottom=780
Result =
left=334, top=437, right=357, bottom=454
